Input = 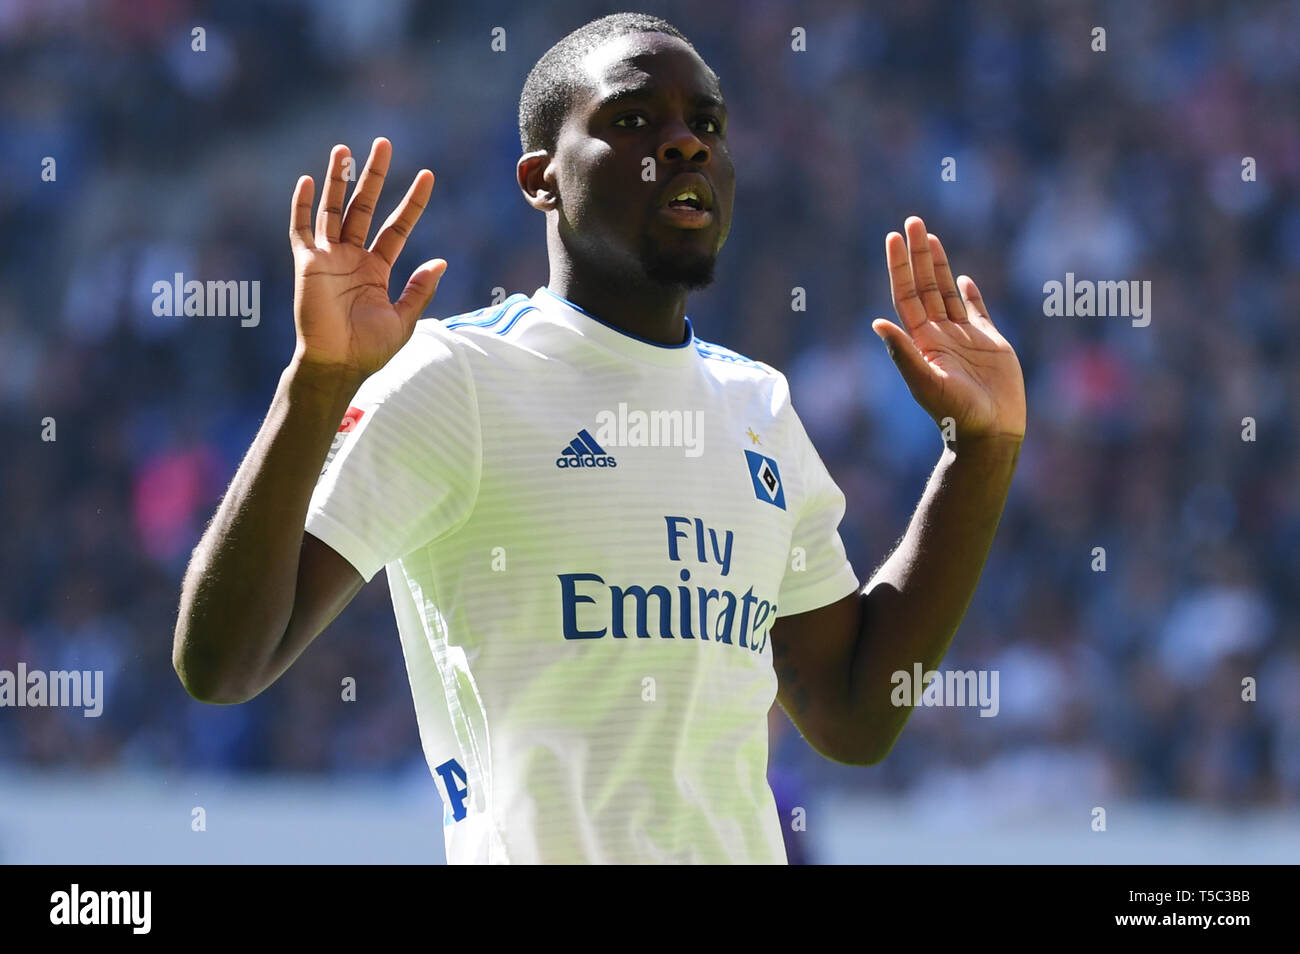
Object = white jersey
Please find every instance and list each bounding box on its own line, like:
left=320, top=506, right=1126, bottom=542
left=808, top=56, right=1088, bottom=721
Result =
left=306, top=286, right=859, bottom=863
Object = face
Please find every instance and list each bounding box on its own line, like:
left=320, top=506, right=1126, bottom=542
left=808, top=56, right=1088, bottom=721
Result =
left=538, top=32, right=735, bottom=290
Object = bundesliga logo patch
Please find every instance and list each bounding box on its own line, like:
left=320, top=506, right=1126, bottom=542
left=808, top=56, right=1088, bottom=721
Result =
left=745, top=449, right=785, bottom=509
left=337, top=406, right=365, bottom=433
left=556, top=428, right=617, bottom=469
left=320, top=406, right=365, bottom=477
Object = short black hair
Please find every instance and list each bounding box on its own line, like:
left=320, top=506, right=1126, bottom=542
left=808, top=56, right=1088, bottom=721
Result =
left=518, top=13, right=710, bottom=154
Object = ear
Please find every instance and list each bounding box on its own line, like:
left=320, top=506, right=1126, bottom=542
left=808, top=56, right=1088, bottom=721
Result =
left=517, top=151, right=559, bottom=211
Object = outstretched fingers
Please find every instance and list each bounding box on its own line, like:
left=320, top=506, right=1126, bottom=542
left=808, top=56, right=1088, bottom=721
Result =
left=958, top=274, right=995, bottom=326
left=341, top=138, right=392, bottom=247
left=315, top=144, right=351, bottom=245
left=370, top=169, right=435, bottom=268
left=904, top=216, right=948, bottom=323
left=289, top=175, right=315, bottom=252
left=928, top=233, right=968, bottom=323
left=886, top=230, right=927, bottom=332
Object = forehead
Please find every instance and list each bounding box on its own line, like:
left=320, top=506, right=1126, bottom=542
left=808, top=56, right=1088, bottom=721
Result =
left=578, top=32, right=721, bottom=105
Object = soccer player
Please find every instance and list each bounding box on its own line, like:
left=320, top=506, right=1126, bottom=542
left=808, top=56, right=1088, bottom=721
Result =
left=173, top=13, right=1025, bottom=864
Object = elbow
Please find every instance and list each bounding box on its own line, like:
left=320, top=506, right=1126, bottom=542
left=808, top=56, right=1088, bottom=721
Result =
left=174, top=660, right=254, bottom=705
left=849, top=739, right=897, bottom=767
left=821, top=736, right=892, bottom=767
left=180, top=678, right=254, bottom=706
left=172, top=631, right=260, bottom=706
left=824, top=714, right=906, bottom=767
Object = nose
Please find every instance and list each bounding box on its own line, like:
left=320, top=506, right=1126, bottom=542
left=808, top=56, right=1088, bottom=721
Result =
left=657, top=122, right=709, bottom=165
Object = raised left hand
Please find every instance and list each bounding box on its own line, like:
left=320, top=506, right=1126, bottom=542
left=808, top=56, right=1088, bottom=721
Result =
left=873, top=216, right=1026, bottom=442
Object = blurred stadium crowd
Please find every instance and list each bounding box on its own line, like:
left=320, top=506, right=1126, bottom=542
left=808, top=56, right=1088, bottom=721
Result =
left=1, top=0, right=1297, bottom=850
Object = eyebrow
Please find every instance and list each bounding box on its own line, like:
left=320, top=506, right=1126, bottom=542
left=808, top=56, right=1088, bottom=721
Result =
left=595, top=85, right=727, bottom=115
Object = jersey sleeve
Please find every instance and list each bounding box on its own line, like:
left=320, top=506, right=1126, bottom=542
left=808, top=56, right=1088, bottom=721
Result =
left=775, top=386, right=860, bottom=618
left=305, top=323, right=481, bottom=583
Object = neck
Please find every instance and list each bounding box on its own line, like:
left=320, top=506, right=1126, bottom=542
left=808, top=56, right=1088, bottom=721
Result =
left=547, top=256, right=690, bottom=347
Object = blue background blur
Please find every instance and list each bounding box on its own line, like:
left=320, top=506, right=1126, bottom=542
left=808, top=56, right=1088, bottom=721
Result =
left=1, top=0, right=1298, bottom=863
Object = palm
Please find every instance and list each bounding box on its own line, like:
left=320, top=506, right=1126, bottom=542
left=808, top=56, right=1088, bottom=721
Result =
left=295, top=246, right=407, bottom=373
left=289, top=138, right=446, bottom=378
left=874, top=217, right=1025, bottom=441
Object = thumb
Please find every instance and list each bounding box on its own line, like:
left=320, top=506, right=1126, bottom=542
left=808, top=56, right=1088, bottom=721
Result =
left=394, top=259, right=448, bottom=329
left=872, top=318, right=931, bottom=385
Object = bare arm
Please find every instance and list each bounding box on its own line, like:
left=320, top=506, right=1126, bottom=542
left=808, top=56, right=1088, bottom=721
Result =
left=173, top=138, right=446, bottom=703
left=769, top=216, right=1025, bottom=764
left=173, top=361, right=365, bottom=703
left=771, top=436, right=1017, bottom=764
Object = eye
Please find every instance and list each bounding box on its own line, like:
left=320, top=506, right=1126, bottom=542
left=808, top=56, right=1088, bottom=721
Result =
left=695, top=116, right=723, bottom=135
left=613, top=113, right=648, bottom=129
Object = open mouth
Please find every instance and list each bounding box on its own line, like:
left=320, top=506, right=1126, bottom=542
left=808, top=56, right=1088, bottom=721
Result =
left=658, top=174, right=715, bottom=229
left=667, top=190, right=705, bottom=211
left=658, top=173, right=714, bottom=212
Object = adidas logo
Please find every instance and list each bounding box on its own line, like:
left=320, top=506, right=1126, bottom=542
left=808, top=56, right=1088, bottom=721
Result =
left=555, top=428, right=618, bottom=469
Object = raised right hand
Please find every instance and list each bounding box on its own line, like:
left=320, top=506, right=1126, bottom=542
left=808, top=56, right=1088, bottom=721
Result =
left=288, top=137, right=447, bottom=378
